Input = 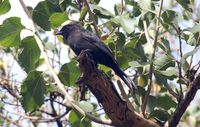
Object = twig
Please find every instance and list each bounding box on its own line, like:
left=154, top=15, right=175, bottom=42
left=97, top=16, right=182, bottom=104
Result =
left=113, top=0, right=135, bottom=112
left=117, top=80, right=135, bottom=112
left=168, top=73, right=200, bottom=127
left=141, top=0, right=164, bottom=116
left=83, top=0, right=101, bottom=38
left=0, top=113, right=21, bottom=127
left=177, top=28, right=183, bottom=101
left=120, top=0, right=124, bottom=15
left=178, top=28, right=183, bottom=58
left=143, top=21, right=152, bottom=45
left=165, top=84, right=179, bottom=99
left=18, top=0, right=111, bottom=125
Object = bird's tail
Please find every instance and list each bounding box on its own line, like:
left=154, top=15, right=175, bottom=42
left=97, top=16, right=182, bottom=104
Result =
left=113, top=66, right=137, bottom=93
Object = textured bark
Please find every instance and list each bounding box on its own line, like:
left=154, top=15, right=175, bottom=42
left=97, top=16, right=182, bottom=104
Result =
left=168, top=74, right=200, bottom=127
left=77, top=51, right=159, bottom=127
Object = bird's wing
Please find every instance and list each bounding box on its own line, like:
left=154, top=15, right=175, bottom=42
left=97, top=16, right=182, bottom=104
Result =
left=81, top=29, right=118, bottom=63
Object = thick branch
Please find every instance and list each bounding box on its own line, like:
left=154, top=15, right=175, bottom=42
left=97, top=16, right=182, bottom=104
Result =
left=77, top=50, right=159, bottom=127
left=168, top=74, right=200, bottom=127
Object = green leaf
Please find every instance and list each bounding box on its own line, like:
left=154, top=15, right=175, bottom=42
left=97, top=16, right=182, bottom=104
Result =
left=147, top=95, right=157, bottom=112
left=176, top=0, right=192, bottom=12
left=58, top=60, right=80, bottom=86
left=162, top=10, right=178, bottom=24
left=183, top=32, right=199, bottom=46
left=154, top=54, right=175, bottom=70
left=158, top=38, right=171, bottom=54
left=111, top=14, right=136, bottom=34
left=158, top=67, right=178, bottom=80
left=49, top=12, right=68, bottom=28
left=154, top=72, right=168, bottom=86
left=129, top=61, right=150, bottom=68
left=90, top=0, right=100, bottom=4
left=184, top=24, right=200, bottom=33
left=161, top=10, right=178, bottom=30
left=114, top=4, right=120, bottom=16
left=180, top=46, right=200, bottom=68
left=21, top=71, right=46, bottom=112
left=18, top=36, right=40, bottom=73
left=150, top=109, right=171, bottom=122
left=0, top=0, right=10, bottom=15
left=0, top=17, right=24, bottom=47
left=79, top=6, right=88, bottom=21
left=91, top=4, right=114, bottom=19
left=116, top=32, right=125, bottom=50
left=138, top=11, right=155, bottom=29
left=157, top=95, right=177, bottom=110
left=32, top=1, right=61, bottom=30
left=138, top=0, right=152, bottom=12
left=79, top=101, right=94, bottom=112
left=124, top=34, right=147, bottom=61
left=69, top=110, right=91, bottom=127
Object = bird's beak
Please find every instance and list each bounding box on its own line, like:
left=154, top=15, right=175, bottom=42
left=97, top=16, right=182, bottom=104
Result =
left=55, top=31, right=63, bottom=35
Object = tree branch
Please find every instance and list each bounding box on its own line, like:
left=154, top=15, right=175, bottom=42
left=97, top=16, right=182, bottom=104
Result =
left=168, top=73, right=200, bottom=127
left=83, top=0, right=101, bottom=38
left=141, top=0, right=164, bottom=116
left=77, top=50, right=159, bottom=127
left=0, top=113, right=21, bottom=127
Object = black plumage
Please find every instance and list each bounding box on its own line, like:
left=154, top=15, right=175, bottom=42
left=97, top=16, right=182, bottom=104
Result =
left=56, top=23, right=137, bottom=92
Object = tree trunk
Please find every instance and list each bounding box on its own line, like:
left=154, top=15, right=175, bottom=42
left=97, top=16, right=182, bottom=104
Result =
left=77, top=51, right=159, bottom=127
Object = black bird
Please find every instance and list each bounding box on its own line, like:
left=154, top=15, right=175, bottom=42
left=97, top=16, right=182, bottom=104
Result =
left=56, top=23, right=137, bottom=92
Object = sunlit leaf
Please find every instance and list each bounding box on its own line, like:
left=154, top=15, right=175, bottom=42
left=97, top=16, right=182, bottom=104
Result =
left=138, top=11, right=155, bottom=29
left=49, top=12, right=68, bottom=28
left=79, top=6, right=88, bottom=21
left=183, top=32, right=199, bottom=46
left=91, top=4, right=114, bottom=19
left=158, top=67, right=178, bottom=80
left=32, top=1, right=62, bottom=30
left=111, top=14, right=136, bottom=34
left=79, top=101, right=94, bottom=112
left=154, top=54, right=175, bottom=70
left=0, top=17, right=24, bottom=47
left=180, top=46, right=200, bottom=68
left=0, top=0, right=10, bottom=15
left=138, top=0, right=152, bottom=12
left=129, top=61, right=150, bottom=68
left=184, top=24, right=200, bottom=33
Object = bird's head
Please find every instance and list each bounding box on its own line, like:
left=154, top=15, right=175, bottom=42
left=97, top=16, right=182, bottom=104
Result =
left=55, top=23, right=80, bottom=39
